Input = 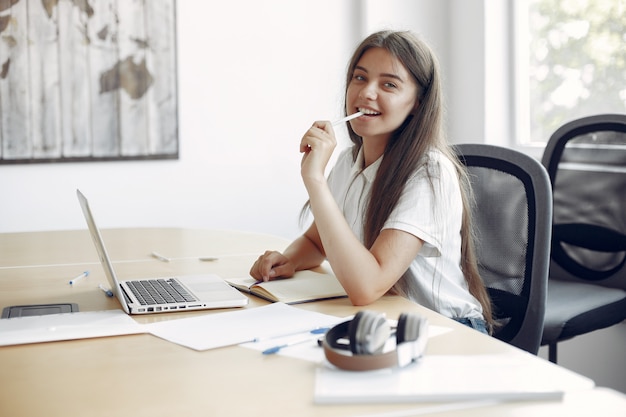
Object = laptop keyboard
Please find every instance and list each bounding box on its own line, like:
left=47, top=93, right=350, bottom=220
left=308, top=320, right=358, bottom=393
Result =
left=127, top=278, right=198, bottom=305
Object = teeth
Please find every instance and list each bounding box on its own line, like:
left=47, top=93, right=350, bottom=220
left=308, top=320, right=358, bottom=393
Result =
left=358, top=108, right=380, bottom=115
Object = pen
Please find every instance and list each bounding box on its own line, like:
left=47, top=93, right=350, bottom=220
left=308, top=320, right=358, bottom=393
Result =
left=199, top=257, right=219, bottom=262
left=69, top=271, right=89, bottom=285
left=252, top=326, right=329, bottom=343
left=331, top=111, right=363, bottom=126
left=98, top=284, right=114, bottom=297
left=261, top=328, right=328, bottom=355
left=151, top=251, right=171, bottom=262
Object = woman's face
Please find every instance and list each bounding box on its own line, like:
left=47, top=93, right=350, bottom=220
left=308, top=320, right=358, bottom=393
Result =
left=346, top=47, right=418, bottom=144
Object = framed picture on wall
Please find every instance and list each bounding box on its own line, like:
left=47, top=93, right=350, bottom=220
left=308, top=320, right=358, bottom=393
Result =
left=0, top=0, right=178, bottom=163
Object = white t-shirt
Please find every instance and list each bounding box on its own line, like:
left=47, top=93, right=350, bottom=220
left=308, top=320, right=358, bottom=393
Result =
left=327, top=147, right=484, bottom=320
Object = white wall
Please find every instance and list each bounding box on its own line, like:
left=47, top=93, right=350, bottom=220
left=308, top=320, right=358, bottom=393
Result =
left=0, top=0, right=488, bottom=240
left=1, top=0, right=362, bottom=240
left=0, top=0, right=463, bottom=240
left=539, top=322, right=626, bottom=394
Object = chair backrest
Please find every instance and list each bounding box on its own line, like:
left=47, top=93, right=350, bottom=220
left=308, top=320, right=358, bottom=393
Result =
left=455, top=144, right=552, bottom=354
left=541, top=113, right=626, bottom=290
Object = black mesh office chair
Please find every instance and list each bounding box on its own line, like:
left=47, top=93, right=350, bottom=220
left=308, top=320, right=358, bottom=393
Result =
left=455, top=144, right=552, bottom=354
left=540, top=113, right=626, bottom=363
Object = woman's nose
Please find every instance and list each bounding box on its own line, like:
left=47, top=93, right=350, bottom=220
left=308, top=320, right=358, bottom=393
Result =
left=359, top=83, right=377, bottom=100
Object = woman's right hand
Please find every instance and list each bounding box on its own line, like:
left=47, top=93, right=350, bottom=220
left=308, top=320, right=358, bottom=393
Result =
left=249, top=250, right=296, bottom=282
left=299, top=121, right=336, bottom=186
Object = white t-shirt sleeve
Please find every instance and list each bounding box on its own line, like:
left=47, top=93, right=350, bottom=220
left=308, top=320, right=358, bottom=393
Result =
left=382, top=153, right=463, bottom=258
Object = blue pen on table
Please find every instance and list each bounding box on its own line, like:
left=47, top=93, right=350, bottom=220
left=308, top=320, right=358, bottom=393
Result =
left=261, top=328, right=328, bottom=355
left=69, top=270, right=89, bottom=285
left=98, top=283, right=114, bottom=297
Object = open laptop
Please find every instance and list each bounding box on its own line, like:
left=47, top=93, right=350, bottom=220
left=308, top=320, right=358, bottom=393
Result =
left=76, top=189, right=248, bottom=314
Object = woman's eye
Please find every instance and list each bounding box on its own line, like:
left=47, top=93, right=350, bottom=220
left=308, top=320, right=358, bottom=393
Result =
left=384, top=82, right=397, bottom=89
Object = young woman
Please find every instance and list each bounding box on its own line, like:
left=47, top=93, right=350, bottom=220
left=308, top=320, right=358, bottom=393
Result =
left=250, top=30, right=494, bottom=334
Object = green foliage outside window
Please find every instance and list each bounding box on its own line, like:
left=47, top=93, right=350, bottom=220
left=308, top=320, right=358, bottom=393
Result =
left=527, top=0, right=626, bottom=142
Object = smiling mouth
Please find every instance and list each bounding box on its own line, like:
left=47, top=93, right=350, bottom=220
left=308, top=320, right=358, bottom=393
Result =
left=357, top=107, right=381, bottom=116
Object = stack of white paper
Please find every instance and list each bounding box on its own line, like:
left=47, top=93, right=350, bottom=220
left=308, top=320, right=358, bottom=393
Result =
left=314, top=353, right=595, bottom=404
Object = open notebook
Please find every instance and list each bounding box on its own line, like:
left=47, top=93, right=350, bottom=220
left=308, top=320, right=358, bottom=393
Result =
left=225, top=270, right=347, bottom=304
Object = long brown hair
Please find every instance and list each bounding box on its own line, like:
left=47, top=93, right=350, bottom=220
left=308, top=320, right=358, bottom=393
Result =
left=344, top=31, right=494, bottom=330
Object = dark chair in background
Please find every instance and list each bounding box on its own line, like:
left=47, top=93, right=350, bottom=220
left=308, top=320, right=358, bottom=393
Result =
left=540, top=113, right=626, bottom=363
left=455, top=144, right=552, bottom=354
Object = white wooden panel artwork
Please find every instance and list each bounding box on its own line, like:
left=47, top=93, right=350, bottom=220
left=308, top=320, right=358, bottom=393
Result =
left=0, top=0, right=178, bottom=163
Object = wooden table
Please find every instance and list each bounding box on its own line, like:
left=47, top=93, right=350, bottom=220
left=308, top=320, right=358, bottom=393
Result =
left=1, top=228, right=625, bottom=417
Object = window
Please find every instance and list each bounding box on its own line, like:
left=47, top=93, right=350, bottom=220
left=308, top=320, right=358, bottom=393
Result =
left=515, top=0, right=626, bottom=146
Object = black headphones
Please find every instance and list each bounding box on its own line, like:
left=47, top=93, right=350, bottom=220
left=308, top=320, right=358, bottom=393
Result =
left=322, top=310, right=428, bottom=371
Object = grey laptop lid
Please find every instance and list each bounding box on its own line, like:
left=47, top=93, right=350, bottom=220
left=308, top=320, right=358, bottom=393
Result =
left=76, top=189, right=248, bottom=314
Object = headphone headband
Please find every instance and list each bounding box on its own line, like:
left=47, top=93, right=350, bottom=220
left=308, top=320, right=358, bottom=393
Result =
left=322, top=311, right=428, bottom=371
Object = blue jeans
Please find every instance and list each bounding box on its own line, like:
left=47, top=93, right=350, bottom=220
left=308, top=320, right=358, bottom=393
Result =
left=453, top=317, right=489, bottom=335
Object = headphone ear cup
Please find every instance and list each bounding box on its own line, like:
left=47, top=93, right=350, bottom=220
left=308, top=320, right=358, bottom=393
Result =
left=349, top=310, right=390, bottom=355
left=396, top=312, right=422, bottom=344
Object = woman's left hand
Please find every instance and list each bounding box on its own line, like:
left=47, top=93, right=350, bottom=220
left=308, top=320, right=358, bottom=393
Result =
left=299, top=120, right=336, bottom=185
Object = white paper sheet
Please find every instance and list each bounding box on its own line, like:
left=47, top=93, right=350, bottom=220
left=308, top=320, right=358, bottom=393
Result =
left=314, top=353, right=595, bottom=404
left=145, top=302, right=343, bottom=351
left=241, top=323, right=452, bottom=363
left=0, top=310, right=145, bottom=346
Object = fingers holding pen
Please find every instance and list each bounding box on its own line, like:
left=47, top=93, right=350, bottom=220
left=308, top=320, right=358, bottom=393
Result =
left=300, top=121, right=337, bottom=181
left=300, top=121, right=336, bottom=153
left=300, top=111, right=362, bottom=159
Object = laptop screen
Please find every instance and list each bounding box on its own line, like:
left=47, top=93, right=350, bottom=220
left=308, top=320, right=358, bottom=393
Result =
left=76, top=189, right=129, bottom=313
